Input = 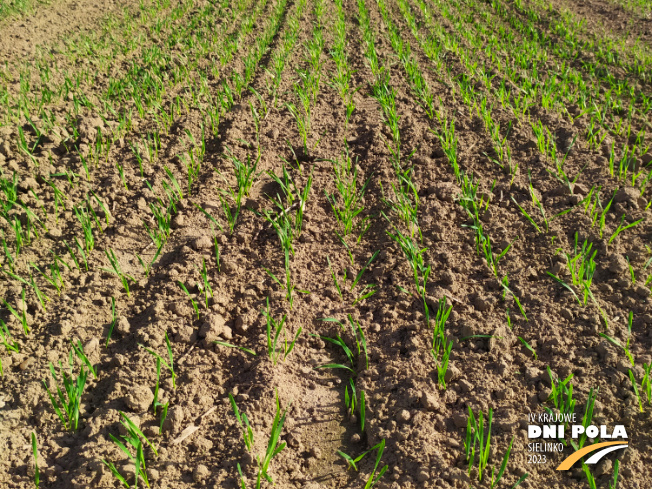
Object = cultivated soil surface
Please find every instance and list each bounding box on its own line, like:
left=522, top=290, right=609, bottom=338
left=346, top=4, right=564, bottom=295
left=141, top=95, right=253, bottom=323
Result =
left=0, top=0, right=651, bottom=488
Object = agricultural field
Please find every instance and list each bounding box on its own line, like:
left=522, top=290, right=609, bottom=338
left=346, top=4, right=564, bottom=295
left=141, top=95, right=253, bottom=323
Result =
left=0, top=0, right=651, bottom=487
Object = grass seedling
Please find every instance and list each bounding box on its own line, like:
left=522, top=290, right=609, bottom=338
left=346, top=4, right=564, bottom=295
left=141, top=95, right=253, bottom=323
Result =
left=71, top=339, right=97, bottom=378
left=2, top=290, right=28, bottom=335
left=103, top=412, right=158, bottom=488
left=583, top=462, right=597, bottom=489
left=254, top=391, right=288, bottom=489
left=228, top=393, right=254, bottom=452
left=177, top=281, right=199, bottom=319
left=327, top=256, right=344, bottom=301
left=136, top=244, right=163, bottom=278
left=346, top=314, right=369, bottom=370
left=197, top=258, right=213, bottom=308
left=464, top=407, right=491, bottom=480
left=74, top=204, right=96, bottom=253
left=106, top=297, right=117, bottom=347
left=214, top=236, right=221, bottom=272
left=140, top=333, right=176, bottom=390
left=626, top=256, right=635, bottom=283
left=642, top=363, right=652, bottom=406
left=360, top=390, right=366, bottom=433
left=28, top=271, right=49, bottom=311
left=599, top=312, right=634, bottom=366
left=218, top=187, right=241, bottom=234
left=571, top=388, right=598, bottom=450
left=31, top=432, right=39, bottom=489
left=384, top=214, right=430, bottom=320
left=325, top=148, right=372, bottom=237
left=518, top=336, right=537, bottom=360
left=194, top=203, right=224, bottom=232
left=223, top=147, right=262, bottom=198
left=463, top=407, right=523, bottom=488
left=43, top=350, right=88, bottom=431
left=490, top=436, right=516, bottom=489
left=430, top=297, right=453, bottom=388
left=610, top=460, right=620, bottom=489
left=214, top=341, right=257, bottom=356
left=103, top=249, right=136, bottom=297
left=628, top=369, right=644, bottom=413
left=337, top=439, right=388, bottom=488
left=609, top=215, right=644, bottom=244
left=344, top=378, right=358, bottom=417
left=312, top=331, right=355, bottom=373
left=261, top=297, right=301, bottom=365
left=565, top=233, right=597, bottom=305
left=350, top=250, right=379, bottom=292
left=545, top=367, right=575, bottom=419
left=0, top=319, right=19, bottom=354
left=511, top=196, right=542, bottom=233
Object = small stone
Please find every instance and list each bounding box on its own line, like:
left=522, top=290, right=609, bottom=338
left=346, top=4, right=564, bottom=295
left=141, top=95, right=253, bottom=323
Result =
left=397, top=409, right=411, bottom=423
left=609, top=255, right=629, bottom=274
left=445, top=364, right=461, bottom=383
left=193, top=464, right=210, bottom=483
left=234, top=315, right=248, bottom=334
left=429, top=182, right=460, bottom=203
left=524, top=367, right=542, bottom=382
left=176, top=325, right=197, bottom=344
left=459, top=322, right=475, bottom=338
left=116, top=316, right=131, bottom=335
left=19, top=357, right=34, bottom=371
left=59, top=320, right=73, bottom=335
left=172, top=214, right=186, bottom=229
left=193, top=235, right=212, bottom=250
left=614, top=187, right=639, bottom=207
left=595, top=458, right=612, bottom=477
left=199, top=314, right=231, bottom=341
left=641, top=153, right=652, bottom=165
left=351, top=433, right=361, bottom=443
left=222, top=260, right=238, bottom=274
left=452, top=413, right=467, bottom=428
left=416, top=470, right=430, bottom=482
left=163, top=405, right=185, bottom=433
left=459, top=379, right=473, bottom=393
left=84, top=337, right=100, bottom=353
left=560, top=308, right=573, bottom=321
left=125, top=385, right=154, bottom=413
left=472, top=295, right=491, bottom=312
left=420, top=392, right=439, bottom=411
left=47, top=228, right=62, bottom=238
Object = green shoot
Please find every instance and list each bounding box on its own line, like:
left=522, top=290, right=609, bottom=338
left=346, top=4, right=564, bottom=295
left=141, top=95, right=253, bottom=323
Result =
left=518, top=336, right=537, bottom=360
left=140, top=333, right=176, bottom=390
left=261, top=297, right=301, bottom=365
left=43, top=350, right=88, bottom=431
left=103, top=249, right=136, bottom=297
left=177, top=281, right=199, bottom=319
left=254, top=391, right=288, bottom=489
left=31, top=432, right=39, bottom=489
left=228, top=393, right=254, bottom=452
left=214, top=341, right=257, bottom=356
left=71, top=339, right=97, bottom=379
left=103, top=412, right=158, bottom=488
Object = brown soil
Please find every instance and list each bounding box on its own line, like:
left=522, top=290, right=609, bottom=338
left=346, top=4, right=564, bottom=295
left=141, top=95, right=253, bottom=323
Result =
left=0, top=0, right=139, bottom=61
left=550, top=0, right=652, bottom=45
left=0, top=0, right=651, bottom=488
